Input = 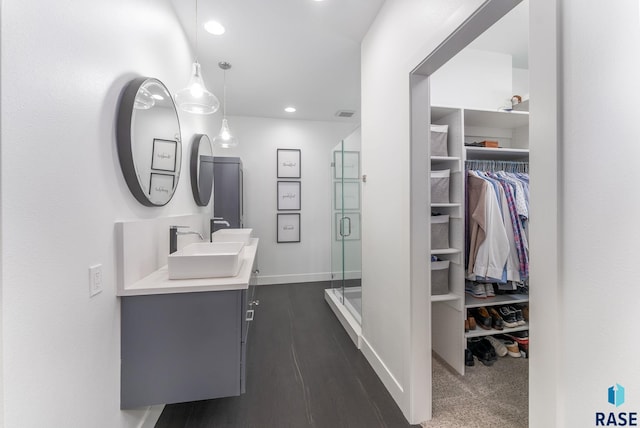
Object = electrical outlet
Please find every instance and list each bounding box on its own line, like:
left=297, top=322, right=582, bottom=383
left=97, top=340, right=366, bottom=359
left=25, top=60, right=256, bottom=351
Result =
left=89, top=264, right=103, bottom=297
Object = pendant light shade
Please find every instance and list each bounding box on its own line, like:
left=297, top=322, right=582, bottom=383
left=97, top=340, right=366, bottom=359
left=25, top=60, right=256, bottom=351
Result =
left=213, top=118, right=238, bottom=148
left=175, top=62, right=219, bottom=114
left=213, top=61, right=239, bottom=149
left=176, top=0, right=219, bottom=115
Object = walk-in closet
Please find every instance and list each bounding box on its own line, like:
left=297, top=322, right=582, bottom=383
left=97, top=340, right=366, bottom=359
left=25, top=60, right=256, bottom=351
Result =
left=410, top=0, right=530, bottom=425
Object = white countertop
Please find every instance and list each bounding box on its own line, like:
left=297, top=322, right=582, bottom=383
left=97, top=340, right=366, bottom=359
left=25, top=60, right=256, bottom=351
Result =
left=117, top=238, right=259, bottom=297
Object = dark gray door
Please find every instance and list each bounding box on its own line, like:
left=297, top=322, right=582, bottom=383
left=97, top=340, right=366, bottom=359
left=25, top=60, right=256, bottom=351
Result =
left=213, top=157, right=243, bottom=230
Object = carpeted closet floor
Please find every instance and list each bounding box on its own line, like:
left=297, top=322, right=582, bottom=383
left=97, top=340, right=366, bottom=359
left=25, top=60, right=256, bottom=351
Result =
left=428, top=353, right=528, bottom=427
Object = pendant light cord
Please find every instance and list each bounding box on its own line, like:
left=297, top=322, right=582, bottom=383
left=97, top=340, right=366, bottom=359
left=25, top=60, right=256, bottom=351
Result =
left=194, top=0, right=199, bottom=62
left=223, top=69, right=227, bottom=117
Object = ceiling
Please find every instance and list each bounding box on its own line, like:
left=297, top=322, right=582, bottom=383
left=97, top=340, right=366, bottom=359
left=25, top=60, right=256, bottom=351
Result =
left=169, top=0, right=528, bottom=122
left=170, top=0, right=385, bottom=122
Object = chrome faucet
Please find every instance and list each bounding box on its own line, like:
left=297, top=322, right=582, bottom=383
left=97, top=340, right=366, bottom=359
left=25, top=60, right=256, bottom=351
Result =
left=169, top=226, right=204, bottom=254
left=212, top=217, right=230, bottom=227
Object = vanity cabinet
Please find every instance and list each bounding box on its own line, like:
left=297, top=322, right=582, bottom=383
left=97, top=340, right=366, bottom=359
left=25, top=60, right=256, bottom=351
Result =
left=121, top=289, right=251, bottom=409
left=116, top=226, right=259, bottom=409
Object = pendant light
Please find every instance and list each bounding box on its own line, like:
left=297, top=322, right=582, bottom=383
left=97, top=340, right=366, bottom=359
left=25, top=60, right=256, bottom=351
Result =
left=213, top=61, right=239, bottom=148
left=175, top=0, right=220, bottom=115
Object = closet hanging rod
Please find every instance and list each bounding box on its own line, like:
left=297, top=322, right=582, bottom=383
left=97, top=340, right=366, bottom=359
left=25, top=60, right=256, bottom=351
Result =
left=465, top=159, right=529, bottom=173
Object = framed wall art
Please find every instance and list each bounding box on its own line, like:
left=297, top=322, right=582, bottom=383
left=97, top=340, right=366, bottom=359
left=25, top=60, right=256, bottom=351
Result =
left=277, top=148, right=301, bottom=178
left=277, top=181, right=301, bottom=211
left=151, top=138, right=178, bottom=172
left=333, top=150, right=360, bottom=180
left=334, top=181, right=360, bottom=210
left=149, top=173, right=175, bottom=199
left=277, top=213, right=301, bottom=243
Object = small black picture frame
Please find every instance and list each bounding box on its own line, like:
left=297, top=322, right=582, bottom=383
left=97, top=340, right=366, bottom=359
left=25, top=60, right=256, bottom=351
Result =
left=277, top=148, right=301, bottom=178
left=277, top=213, right=301, bottom=243
left=151, top=138, right=178, bottom=172
left=149, top=172, right=175, bottom=199
left=277, top=181, right=301, bottom=211
left=333, top=150, right=360, bottom=180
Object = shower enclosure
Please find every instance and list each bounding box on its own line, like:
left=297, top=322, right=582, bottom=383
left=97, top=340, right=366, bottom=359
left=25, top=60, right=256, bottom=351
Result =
left=325, top=135, right=362, bottom=346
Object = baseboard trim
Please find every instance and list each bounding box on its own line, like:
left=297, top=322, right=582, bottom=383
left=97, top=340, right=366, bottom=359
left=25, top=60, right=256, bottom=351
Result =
left=360, top=335, right=405, bottom=408
left=138, top=405, right=164, bottom=428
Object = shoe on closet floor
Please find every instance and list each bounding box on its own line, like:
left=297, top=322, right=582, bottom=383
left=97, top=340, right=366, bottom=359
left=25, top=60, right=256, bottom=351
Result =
left=465, top=349, right=475, bottom=366
left=484, top=283, right=496, bottom=297
left=465, top=282, right=487, bottom=298
left=485, top=336, right=508, bottom=357
left=467, top=338, right=497, bottom=366
left=470, top=307, right=493, bottom=330
left=487, top=307, right=504, bottom=330
left=497, top=306, right=519, bottom=328
left=505, top=330, right=529, bottom=346
left=501, top=340, right=521, bottom=358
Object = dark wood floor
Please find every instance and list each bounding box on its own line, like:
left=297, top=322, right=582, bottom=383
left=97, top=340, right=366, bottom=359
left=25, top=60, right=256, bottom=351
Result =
left=156, top=282, right=418, bottom=428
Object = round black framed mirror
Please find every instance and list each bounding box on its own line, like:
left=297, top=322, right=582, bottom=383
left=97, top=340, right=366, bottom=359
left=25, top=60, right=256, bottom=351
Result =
left=117, top=77, right=182, bottom=206
left=190, top=134, right=214, bottom=206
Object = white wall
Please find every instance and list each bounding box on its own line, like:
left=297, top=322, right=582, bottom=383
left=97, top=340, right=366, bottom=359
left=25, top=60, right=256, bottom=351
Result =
left=1, top=0, right=215, bottom=426
left=209, top=116, right=356, bottom=285
left=361, top=0, right=484, bottom=422
left=431, top=48, right=513, bottom=110
left=530, top=0, right=640, bottom=426
left=512, top=67, right=529, bottom=100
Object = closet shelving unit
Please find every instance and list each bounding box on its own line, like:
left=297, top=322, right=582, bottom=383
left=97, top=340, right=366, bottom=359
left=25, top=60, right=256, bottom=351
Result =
left=429, top=106, right=529, bottom=375
left=429, top=107, right=464, bottom=307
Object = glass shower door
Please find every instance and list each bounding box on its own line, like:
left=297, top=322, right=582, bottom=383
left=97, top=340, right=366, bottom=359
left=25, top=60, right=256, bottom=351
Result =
left=331, top=138, right=362, bottom=323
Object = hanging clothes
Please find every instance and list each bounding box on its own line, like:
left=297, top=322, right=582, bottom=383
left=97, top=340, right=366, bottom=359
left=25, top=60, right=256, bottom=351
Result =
left=465, top=161, right=529, bottom=285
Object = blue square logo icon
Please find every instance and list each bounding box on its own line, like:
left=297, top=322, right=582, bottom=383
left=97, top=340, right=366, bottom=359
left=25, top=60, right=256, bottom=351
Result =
left=608, top=384, right=625, bottom=407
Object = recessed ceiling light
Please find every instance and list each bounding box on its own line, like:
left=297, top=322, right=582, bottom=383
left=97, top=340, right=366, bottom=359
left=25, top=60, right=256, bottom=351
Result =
left=204, top=20, right=225, bottom=35
left=284, top=107, right=297, bottom=113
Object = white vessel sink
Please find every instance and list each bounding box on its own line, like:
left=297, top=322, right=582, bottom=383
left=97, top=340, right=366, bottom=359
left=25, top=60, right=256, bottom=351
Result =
left=211, top=228, right=253, bottom=246
left=168, top=242, right=244, bottom=280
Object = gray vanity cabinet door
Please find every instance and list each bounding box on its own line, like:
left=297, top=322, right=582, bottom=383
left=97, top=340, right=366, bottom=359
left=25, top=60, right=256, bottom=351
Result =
left=121, top=290, right=243, bottom=409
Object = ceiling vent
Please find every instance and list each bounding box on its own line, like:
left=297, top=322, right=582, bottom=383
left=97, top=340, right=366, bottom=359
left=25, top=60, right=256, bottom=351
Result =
left=335, top=110, right=356, bottom=118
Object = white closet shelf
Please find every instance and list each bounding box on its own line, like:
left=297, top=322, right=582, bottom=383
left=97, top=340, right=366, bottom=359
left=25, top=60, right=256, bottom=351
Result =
left=465, top=293, right=529, bottom=308
left=431, top=248, right=461, bottom=255
left=465, top=147, right=529, bottom=161
left=463, top=108, right=529, bottom=128
left=431, top=293, right=461, bottom=303
left=430, top=156, right=460, bottom=161
left=430, top=203, right=461, bottom=208
left=465, top=323, right=529, bottom=339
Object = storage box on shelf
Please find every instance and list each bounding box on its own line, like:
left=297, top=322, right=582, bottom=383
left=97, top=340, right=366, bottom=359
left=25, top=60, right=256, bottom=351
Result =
left=429, top=107, right=464, bottom=306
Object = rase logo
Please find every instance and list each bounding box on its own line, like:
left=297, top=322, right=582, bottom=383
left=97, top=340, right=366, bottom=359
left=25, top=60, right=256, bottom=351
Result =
left=610, top=384, right=626, bottom=407
left=596, top=384, right=638, bottom=426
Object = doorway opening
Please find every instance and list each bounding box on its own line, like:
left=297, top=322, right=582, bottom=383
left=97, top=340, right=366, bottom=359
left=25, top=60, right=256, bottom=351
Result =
left=409, top=0, right=530, bottom=424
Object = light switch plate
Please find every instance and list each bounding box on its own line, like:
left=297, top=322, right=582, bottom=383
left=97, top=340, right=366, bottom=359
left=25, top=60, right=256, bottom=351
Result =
left=89, top=264, right=103, bottom=297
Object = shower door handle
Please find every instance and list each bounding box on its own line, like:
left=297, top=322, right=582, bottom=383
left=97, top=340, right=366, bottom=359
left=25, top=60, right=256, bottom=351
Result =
left=344, top=216, right=351, bottom=237
left=339, top=216, right=351, bottom=237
